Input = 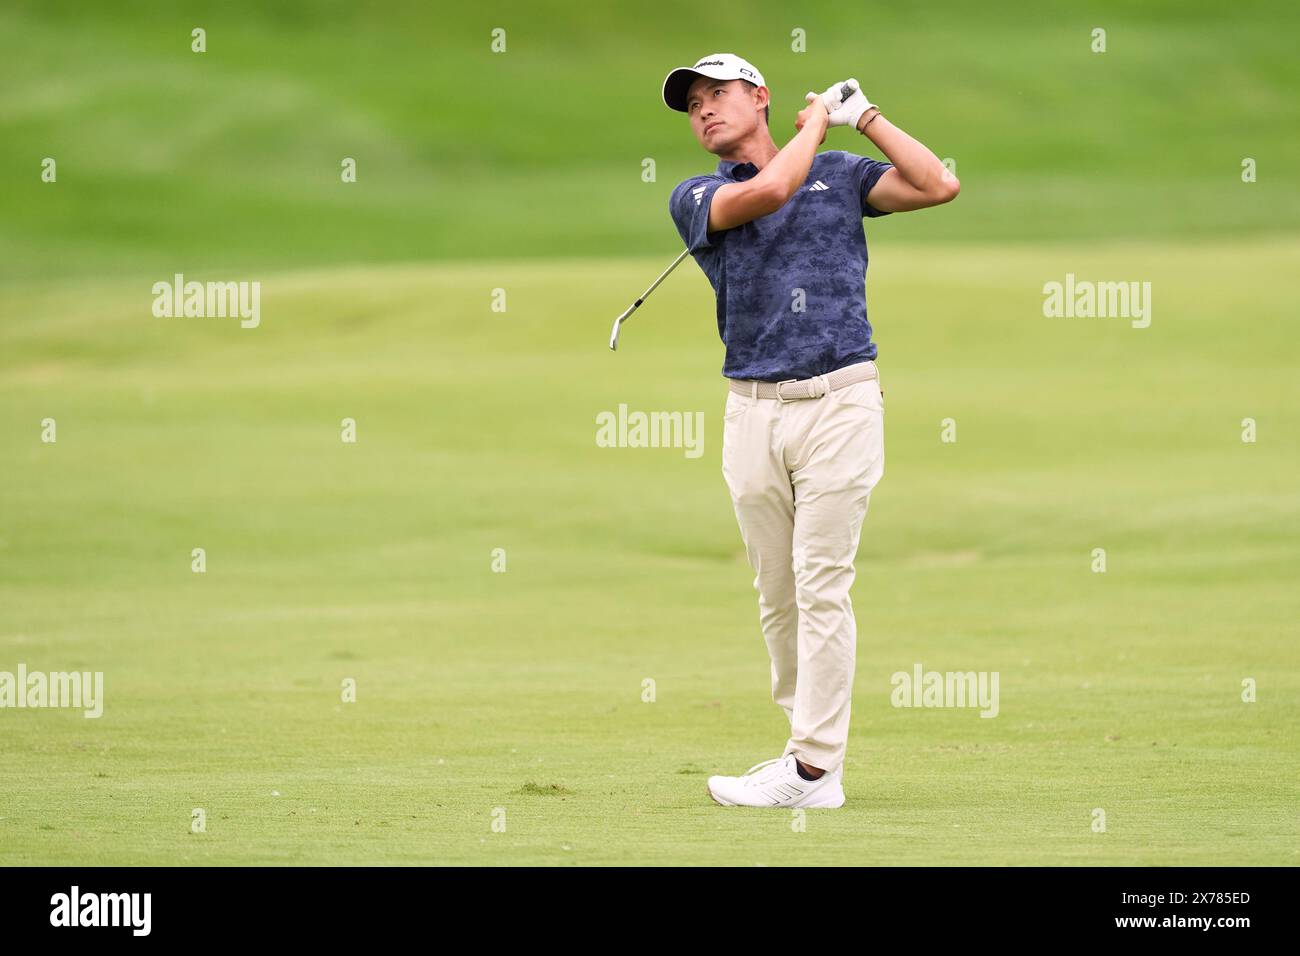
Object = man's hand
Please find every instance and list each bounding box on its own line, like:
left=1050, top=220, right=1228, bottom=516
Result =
left=795, top=91, right=829, bottom=145
left=818, top=78, right=875, bottom=129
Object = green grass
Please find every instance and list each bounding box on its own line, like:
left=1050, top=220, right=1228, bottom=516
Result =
left=1, top=240, right=1296, bottom=864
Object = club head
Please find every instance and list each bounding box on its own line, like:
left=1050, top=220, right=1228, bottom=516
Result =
left=608, top=303, right=636, bottom=351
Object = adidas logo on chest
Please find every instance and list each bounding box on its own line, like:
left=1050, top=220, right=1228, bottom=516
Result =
left=807, top=180, right=830, bottom=191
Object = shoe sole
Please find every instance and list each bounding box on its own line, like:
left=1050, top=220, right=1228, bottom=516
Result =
left=706, top=781, right=845, bottom=809
left=706, top=782, right=734, bottom=807
left=796, top=789, right=846, bottom=809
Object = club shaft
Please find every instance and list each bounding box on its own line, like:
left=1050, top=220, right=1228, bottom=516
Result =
left=636, top=247, right=691, bottom=300
left=609, top=248, right=691, bottom=350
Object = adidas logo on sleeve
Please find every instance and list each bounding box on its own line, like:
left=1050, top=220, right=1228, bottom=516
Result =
left=692, top=184, right=707, bottom=206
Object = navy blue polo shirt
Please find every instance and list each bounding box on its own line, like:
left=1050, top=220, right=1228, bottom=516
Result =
left=668, top=149, right=893, bottom=381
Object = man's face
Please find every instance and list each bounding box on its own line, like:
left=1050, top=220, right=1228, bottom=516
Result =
left=685, top=77, right=765, bottom=151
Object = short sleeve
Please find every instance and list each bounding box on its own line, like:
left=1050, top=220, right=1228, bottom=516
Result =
left=669, top=176, right=729, bottom=253
left=842, top=151, right=895, bottom=219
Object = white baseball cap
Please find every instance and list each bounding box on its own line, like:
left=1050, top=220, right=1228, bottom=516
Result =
left=662, top=53, right=766, bottom=113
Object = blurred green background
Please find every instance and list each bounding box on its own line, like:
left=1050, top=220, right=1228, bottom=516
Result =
left=0, top=1, right=1296, bottom=865
left=3, top=0, right=1299, bottom=281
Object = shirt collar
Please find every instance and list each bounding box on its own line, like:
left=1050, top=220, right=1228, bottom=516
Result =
left=717, top=158, right=759, bottom=181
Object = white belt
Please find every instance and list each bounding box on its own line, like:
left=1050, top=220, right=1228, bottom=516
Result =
left=727, top=361, right=879, bottom=403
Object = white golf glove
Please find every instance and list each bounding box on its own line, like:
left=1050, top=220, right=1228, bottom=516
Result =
left=818, top=78, right=875, bottom=129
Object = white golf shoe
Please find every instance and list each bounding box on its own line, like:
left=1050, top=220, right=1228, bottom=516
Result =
left=707, top=754, right=845, bottom=808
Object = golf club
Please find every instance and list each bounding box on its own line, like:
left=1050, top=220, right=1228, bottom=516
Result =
left=608, top=247, right=692, bottom=350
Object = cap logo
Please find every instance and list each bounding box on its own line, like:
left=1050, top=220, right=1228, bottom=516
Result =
left=739, top=68, right=755, bottom=78
left=694, top=59, right=725, bottom=67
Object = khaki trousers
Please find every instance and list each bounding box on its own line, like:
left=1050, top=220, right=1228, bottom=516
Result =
left=721, top=361, right=886, bottom=772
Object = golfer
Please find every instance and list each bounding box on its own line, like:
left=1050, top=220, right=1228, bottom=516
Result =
left=664, top=53, right=959, bottom=808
